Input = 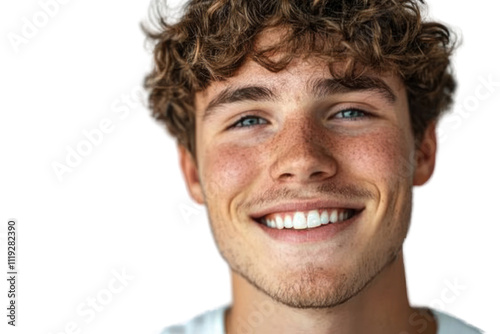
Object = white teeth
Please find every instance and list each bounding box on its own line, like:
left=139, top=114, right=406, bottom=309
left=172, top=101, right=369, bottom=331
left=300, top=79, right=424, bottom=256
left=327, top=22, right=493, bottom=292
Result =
left=307, top=210, right=321, bottom=228
left=292, top=212, right=307, bottom=229
left=276, top=216, right=284, bottom=229
left=320, top=210, right=329, bottom=225
left=260, top=209, right=356, bottom=229
left=329, top=210, right=338, bottom=224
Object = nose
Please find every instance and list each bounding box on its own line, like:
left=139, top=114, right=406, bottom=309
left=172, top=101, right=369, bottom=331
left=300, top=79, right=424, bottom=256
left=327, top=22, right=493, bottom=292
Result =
left=269, top=118, right=337, bottom=183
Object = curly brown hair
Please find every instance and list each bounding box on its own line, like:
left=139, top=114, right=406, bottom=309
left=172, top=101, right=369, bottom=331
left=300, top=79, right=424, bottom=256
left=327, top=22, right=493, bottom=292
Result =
left=143, top=0, right=456, bottom=158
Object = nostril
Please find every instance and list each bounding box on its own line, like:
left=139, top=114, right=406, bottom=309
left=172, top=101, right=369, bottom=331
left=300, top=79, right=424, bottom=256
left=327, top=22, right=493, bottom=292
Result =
left=310, top=170, right=326, bottom=178
left=280, top=173, right=293, bottom=179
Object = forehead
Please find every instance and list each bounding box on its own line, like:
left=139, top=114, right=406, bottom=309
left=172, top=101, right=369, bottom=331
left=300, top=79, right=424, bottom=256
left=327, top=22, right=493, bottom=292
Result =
left=197, top=58, right=327, bottom=105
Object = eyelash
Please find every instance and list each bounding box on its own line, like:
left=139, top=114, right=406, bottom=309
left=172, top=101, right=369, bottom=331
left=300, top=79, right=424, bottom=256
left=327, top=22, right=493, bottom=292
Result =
left=228, top=108, right=370, bottom=130
left=229, top=115, right=269, bottom=129
left=332, top=108, right=369, bottom=120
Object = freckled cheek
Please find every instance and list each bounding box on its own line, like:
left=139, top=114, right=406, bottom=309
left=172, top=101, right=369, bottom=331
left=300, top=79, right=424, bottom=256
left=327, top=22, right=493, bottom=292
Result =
left=341, top=132, right=411, bottom=182
left=201, top=145, right=261, bottom=197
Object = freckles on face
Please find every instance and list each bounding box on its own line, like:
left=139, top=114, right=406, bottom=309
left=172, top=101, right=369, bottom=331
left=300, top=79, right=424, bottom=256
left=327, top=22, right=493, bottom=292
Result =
left=344, top=127, right=414, bottom=239
left=348, top=129, right=412, bottom=179
left=322, top=106, right=415, bottom=236
left=187, top=55, right=420, bottom=309
left=201, top=142, right=263, bottom=217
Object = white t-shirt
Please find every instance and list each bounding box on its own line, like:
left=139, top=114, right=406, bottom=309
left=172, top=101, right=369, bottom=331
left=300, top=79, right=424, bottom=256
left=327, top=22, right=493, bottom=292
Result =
left=160, top=305, right=483, bottom=334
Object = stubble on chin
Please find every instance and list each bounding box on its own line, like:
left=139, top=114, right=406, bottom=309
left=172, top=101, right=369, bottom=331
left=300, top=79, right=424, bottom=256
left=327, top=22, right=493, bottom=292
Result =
left=208, top=183, right=413, bottom=310
left=228, top=243, right=402, bottom=310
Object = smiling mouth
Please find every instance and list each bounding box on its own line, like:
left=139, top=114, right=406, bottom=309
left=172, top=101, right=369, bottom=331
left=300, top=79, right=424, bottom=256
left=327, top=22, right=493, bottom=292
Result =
left=254, top=208, right=361, bottom=230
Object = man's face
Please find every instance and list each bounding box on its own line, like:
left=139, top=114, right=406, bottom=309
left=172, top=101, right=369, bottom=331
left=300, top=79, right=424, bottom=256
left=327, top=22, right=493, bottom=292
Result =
left=180, top=53, right=436, bottom=308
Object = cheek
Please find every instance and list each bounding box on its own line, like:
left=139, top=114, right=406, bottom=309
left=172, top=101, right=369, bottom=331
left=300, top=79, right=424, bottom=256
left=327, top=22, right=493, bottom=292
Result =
left=202, top=144, right=261, bottom=198
left=341, top=129, right=413, bottom=184
left=342, top=129, right=414, bottom=239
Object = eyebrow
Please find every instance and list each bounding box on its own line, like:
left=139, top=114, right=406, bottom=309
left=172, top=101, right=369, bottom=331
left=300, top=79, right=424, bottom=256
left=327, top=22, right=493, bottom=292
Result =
left=202, top=75, right=397, bottom=121
left=309, top=76, right=397, bottom=104
left=203, top=86, right=276, bottom=121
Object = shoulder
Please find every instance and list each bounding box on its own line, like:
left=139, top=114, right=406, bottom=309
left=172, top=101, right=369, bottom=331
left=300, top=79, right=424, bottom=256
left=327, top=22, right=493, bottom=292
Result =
left=431, top=309, right=483, bottom=334
left=159, top=305, right=229, bottom=334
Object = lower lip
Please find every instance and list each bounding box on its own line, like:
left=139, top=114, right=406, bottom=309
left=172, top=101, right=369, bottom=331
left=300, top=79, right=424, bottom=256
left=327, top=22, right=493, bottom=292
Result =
left=253, top=211, right=361, bottom=244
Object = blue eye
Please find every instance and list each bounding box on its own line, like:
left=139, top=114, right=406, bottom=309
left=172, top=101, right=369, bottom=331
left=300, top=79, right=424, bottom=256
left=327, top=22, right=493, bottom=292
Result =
left=230, top=115, right=268, bottom=128
left=334, top=108, right=368, bottom=119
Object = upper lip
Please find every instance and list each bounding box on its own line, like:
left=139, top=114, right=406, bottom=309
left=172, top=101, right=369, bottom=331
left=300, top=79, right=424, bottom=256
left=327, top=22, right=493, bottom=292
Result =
left=249, top=199, right=365, bottom=219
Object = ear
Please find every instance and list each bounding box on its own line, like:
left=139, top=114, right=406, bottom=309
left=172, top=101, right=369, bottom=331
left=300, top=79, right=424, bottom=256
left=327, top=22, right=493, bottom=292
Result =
left=413, top=121, right=437, bottom=186
left=178, top=144, right=205, bottom=204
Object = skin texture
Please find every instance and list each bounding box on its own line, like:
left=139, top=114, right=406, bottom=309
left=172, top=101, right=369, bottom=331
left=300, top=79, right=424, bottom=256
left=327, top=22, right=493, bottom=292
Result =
left=178, top=35, right=438, bottom=333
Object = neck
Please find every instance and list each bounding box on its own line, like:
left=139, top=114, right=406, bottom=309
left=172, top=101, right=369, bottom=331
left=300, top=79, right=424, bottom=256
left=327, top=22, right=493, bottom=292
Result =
left=225, top=252, right=436, bottom=334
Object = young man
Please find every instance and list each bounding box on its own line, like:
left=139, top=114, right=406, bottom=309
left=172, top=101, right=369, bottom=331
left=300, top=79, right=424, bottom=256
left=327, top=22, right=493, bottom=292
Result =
left=144, top=0, right=482, bottom=333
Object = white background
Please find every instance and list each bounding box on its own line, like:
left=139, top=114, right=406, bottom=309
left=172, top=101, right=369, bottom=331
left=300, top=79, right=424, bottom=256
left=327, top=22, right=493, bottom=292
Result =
left=0, top=0, right=498, bottom=333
